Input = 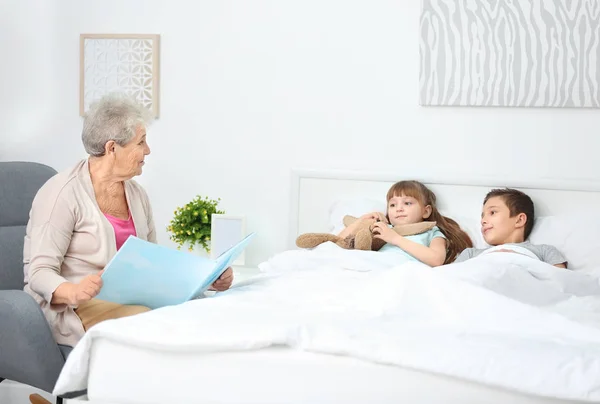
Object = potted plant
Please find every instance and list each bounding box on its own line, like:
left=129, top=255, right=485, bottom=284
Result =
left=167, top=195, right=224, bottom=254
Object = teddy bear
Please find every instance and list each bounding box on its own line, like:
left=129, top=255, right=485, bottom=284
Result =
left=296, top=215, right=436, bottom=251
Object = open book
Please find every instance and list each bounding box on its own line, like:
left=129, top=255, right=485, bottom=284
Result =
left=95, top=233, right=256, bottom=309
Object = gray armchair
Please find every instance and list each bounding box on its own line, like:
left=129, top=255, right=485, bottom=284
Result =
left=0, top=161, right=75, bottom=404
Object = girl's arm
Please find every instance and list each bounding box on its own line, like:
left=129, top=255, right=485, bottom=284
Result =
left=389, top=236, right=447, bottom=267
left=372, top=222, right=446, bottom=267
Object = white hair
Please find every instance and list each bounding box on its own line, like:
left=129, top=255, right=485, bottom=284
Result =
left=82, top=93, right=153, bottom=157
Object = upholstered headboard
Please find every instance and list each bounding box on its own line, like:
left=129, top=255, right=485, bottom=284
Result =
left=289, top=169, right=600, bottom=253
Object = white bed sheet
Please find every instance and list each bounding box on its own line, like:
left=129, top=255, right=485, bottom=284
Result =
left=85, top=340, right=581, bottom=404
left=56, top=246, right=600, bottom=403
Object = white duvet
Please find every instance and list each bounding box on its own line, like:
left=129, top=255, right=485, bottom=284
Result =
left=54, top=243, right=600, bottom=401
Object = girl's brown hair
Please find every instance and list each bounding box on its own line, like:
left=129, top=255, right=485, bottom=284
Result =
left=386, top=181, right=473, bottom=264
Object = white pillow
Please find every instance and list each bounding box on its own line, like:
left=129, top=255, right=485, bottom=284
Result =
left=328, top=198, right=387, bottom=234
left=446, top=214, right=487, bottom=249
left=529, top=214, right=600, bottom=272
left=451, top=213, right=599, bottom=271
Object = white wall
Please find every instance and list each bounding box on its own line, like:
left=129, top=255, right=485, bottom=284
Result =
left=0, top=0, right=70, bottom=161
left=2, top=0, right=598, bottom=266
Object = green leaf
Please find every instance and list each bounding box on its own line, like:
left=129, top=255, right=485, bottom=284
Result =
left=166, top=194, right=225, bottom=252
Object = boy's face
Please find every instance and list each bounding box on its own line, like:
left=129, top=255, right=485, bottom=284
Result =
left=480, top=196, right=526, bottom=245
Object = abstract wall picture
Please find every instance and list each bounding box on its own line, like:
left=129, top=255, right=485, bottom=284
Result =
left=420, top=1, right=600, bottom=108
left=80, top=34, right=160, bottom=117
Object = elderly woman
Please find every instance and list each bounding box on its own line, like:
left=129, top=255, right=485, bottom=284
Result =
left=23, top=93, right=233, bottom=347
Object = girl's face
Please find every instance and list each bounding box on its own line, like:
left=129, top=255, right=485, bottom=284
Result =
left=387, top=193, right=432, bottom=226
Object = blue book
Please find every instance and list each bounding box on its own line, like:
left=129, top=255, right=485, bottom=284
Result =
left=95, top=232, right=256, bottom=309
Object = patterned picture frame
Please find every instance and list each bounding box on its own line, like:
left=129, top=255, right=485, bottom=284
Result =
left=80, top=34, right=160, bottom=117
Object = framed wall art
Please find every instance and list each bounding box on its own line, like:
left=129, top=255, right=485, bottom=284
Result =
left=420, top=1, right=600, bottom=108
left=80, top=33, right=160, bottom=117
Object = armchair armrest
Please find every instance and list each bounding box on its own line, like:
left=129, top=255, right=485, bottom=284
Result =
left=0, top=290, right=66, bottom=393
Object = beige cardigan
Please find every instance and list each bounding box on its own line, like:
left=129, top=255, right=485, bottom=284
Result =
left=23, top=159, right=156, bottom=347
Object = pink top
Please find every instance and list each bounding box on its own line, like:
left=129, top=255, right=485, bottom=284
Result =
left=104, top=213, right=137, bottom=250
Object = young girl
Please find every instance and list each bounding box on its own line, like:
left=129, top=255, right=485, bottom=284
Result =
left=339, top=180, right=472, bottom=266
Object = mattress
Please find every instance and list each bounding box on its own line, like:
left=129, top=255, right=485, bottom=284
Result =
left=83, top=338, right=581, bottom=404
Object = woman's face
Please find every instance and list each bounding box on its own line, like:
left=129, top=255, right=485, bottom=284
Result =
left=113, top=125, right=151, bottom=178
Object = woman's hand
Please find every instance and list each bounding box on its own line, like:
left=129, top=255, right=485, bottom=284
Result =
left=71, top=271, right=103, bottom=305
left=211, top=267, right=234, bottom=291
left=371, top=222, right=399, bottom=244
left=360, top=211, right=388, bottom=223
left=53, top=271, right=104, bottom=306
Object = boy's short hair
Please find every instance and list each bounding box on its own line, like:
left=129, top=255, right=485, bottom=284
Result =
left=484, top=188, right=535, bottom=240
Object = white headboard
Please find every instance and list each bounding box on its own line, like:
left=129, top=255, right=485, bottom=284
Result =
left=289, top=169, right=600, bottom=248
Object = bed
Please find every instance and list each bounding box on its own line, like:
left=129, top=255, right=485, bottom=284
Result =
left=57, top=169, right=600, bottom=404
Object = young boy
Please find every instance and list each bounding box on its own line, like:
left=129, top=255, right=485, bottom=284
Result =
left=454, top=188, right=567, bottom=268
